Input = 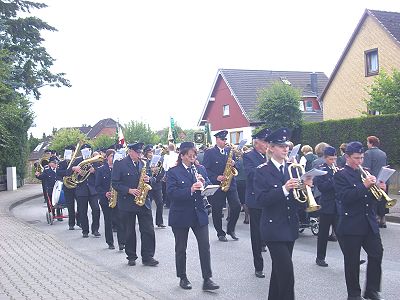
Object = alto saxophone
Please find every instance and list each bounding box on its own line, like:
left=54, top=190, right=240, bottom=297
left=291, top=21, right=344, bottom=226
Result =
left=134, top=161, right=152, bottom=206
left=220, top=148, right=238, bottom=192
left=109, top=181, right=118, bottom=208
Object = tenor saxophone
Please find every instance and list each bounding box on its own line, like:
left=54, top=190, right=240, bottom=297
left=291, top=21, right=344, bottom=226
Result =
left=109, top=182, right=118, bottom=208
left=134, top=161, right=152, bottom=206
left=220, top=148, right=238, bottom=192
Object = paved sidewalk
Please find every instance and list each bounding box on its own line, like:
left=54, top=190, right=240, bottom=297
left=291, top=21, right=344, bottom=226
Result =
left=0, top=184, right=156, bottom=300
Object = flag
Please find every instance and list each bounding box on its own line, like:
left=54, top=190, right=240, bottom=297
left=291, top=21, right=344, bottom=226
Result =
left=169, top=117, right=178, bottom=142
left=117, top=125, right=126, bottom=147
left=204, top=122, right=212, bottom=146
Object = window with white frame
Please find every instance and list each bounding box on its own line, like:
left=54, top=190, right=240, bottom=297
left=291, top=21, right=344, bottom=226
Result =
left=223, top=104, right=230, bottom=116
left=229, top=131, right=243, bottom=145
left=305, top=100, right=313, bottom=112
left=365, top=49, right=379, bottom=76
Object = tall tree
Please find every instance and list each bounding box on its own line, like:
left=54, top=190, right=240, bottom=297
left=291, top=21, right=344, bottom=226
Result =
left=91, top=134, right=116, bottom=151
left=0, top=0, right=71, bottom=99
left=254, top=82, right=302, bottom=130
left=50, top=128, right=87, bottom=156
left=123, top=121, right=160, bottom=145
left=366, top=69, right=400, bottom=114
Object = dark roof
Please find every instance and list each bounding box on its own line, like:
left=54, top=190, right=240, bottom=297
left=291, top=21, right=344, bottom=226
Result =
left=302, top=111, right=323, bottom=123
left=199, top=69, right=328, bottom=124
left=370, top=10, right=400, bottom=43
left=86, top=118, right=118, bottom=139
left=29, top=138, right=52, bottom=161
left=320, top=9, right=400, bottom=102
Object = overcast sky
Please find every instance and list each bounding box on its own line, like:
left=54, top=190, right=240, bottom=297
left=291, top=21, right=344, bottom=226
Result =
left=28, top=0, right=400, bottom=138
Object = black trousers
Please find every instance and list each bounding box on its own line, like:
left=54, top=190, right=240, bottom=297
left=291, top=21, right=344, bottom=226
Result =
left=266, top=241, right=295, bottom=300
left=236, top=180, right=246, bottom=205
left=99, top=201, right=125, bottom=246
left=76, top=195, right=100, bottom=234
left=64, top=188, right=77, bottom=227
left=172, top=225, right=212, bottom=279
left=338, top=232, right=383, bottom=297
left=120, top=208, right=155, bottom=261
left=149, top=189, right=164, bottom=226
left=162, top=181, right=170, bottom=207
left=249, top=207, right=264, bottom=271
left=317, top=213, right=337, bottom=260
left=210, top=189, right=241, bottom=237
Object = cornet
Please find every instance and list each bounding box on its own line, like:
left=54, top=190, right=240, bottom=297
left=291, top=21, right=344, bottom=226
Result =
left=288, top=162, right=321, bottom=212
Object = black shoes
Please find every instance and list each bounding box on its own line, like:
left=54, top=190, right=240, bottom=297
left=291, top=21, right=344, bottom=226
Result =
left=203, top=278, right=219, bottom=291
left=128, top=260, right=136, bottom=266
left=255, top=270, right=265, bottom=278
left=379, top=223, right=387, bottom=228
left=261, top=246, right=267, bottom=252
left=118, top=244, right=125, bottom=251
left=316, top=258, right=328, bottom=267
left=364, top=290, right=384, bottom=300
left=157, top=224, right=166, bottom=228
left=179, top=277, right=192, bottom=290
left=68, top=226, right=74, bottom=230
left=92, top=231, right=101, bottom=237
left=227, top=232, right=239, bottom=240
left=218, top=236, right=228, bottom=242
left=360, top=259, right=367, bottom=265
left=82, top=233, right=89, bottom=238
left=108, top=244, right=115, bottom=250
left=142, top=257, right=159, bottom=266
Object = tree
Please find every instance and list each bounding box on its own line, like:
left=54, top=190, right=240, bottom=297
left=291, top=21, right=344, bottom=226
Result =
left=0, top=0, right=71, bottom=99
left=50, top=128, right=87, bottom=156
left=123, top=121, right=160, bottom=145
left=158, top=125, right=198, bottom=144
left=366, top=69, right=400, bottom=114
left=91, top=134, right=116, bottom=150
left=254, top=82, right=303, bottom=130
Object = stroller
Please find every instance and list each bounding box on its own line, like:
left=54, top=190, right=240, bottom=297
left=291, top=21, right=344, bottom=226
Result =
left=298, top=209, right=319, bottom=235
left=46, top=180, right=68, bottom=225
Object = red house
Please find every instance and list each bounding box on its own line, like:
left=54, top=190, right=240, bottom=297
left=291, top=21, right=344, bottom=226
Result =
left=198, top=69, right=328, bottom=144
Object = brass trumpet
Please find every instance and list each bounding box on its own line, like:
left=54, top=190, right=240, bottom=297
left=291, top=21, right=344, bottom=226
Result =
left=288, top=162, right=321, bottom=212
left=359, top=166, right=397, bottom=209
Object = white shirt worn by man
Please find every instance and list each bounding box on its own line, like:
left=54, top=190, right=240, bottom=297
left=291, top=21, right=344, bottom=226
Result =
left=163, top=151, right=179, bottom=171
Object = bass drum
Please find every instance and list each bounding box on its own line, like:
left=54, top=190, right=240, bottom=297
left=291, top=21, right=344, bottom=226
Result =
left=52, top=180, right=64, bottom=206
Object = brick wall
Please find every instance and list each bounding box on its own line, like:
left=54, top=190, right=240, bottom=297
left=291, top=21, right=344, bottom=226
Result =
left=323, top=15, right=400, bottom=120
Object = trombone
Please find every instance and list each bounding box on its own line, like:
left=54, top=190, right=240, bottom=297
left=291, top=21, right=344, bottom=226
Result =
left=359, top=166, right=397, bottom=209
left=288, top=161, right=321, bottom=213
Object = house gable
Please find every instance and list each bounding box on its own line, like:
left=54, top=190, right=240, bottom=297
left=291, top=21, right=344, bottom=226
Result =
left=201, top=75, right=250, bottom=131
left=322, top=9, right=400, bottom=120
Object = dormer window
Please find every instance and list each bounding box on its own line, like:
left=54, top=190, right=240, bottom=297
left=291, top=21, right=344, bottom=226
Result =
left=280, top=77, right=291, bottom=85
left=365, top=49, right=379, bottom=76
left=223, top=104, right=230, bottom=116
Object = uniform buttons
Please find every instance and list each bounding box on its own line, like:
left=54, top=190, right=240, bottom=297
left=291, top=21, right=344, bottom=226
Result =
left=366, top=204, right=369, bottom=207
left=288, top=216, right=291, bottom=219
left=364, top=195, right=367, bottom=198
left=366, top=213, right=368, bottom=216
left=286, top=197, right=289, bottom=200
left=287, top=207, right=290, bottom=210
left=251, top=192, right=255, bottom=195
left=269, top=220, right=272, bottom=223
left=353, top=184, right=356, bottom=187
left=345, top=212, right=348, bottom=216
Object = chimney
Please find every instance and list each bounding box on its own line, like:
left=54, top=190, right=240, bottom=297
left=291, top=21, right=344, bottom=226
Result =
left=310, top=73, right=318, bottom=96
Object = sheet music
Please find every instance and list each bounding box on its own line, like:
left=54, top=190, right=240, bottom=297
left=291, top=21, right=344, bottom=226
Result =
left=300, top=168, right=327, bottom=180
left=377, top=167, right=396, bottom=183
left=238, top=139, right=247, bottom=150
left=201, top=185, right=220, bottom=197
left=288, top=144, right=301, bottom=162
left=150, top=154, right=161, bottom=167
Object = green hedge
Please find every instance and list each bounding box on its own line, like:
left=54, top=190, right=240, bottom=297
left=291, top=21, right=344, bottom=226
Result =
left=292, top=113, right=400, bottom=166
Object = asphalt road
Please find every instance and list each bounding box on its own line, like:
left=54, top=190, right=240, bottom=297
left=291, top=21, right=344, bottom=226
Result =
left=13, top=198, right=400, bottom=300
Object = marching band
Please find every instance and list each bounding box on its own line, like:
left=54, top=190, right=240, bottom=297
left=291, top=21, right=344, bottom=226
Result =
left=34, top=128, right=394, bottom=300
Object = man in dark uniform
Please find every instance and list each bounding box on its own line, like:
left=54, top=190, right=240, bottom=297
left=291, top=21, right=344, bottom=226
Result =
left=36, top=156, right=62, bottom=219
left=243, top=127, right=270, bottom=278
left=167, top=142, right=219, bottom=291
left=112, top=142, right=159, bottom=267
left=203, top=130, right=241, bottom=241
left=313, top=146, right=338, bottom=267
left=254, top=128, right=311, bottom=300
left=36, top=149, right=52, bottom=203
left=144, top=144, right=166, bottom=228
left=70, top=143, right=101, bottom=238
left=334, top=141, right=385, bottom=300
left=95, top=149, right=125, bottom=250
left=56, top=145, right=78, bottom=230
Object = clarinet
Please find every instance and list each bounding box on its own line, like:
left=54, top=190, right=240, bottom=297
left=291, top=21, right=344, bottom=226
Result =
left=191, top=164, right=212, bottom=210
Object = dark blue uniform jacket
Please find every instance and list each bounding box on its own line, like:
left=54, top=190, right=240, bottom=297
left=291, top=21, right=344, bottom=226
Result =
left=334, top=165, right=379, bottom=236
left=167, top=163, right=211, bottom=228
left=202, top=145, right=237, bottom=191
left=37, top=167, right=57, bottom=195
left=112, top=156, right=155, bottom=212
left=254, top=160, right=305, bottom=242
left=313, top=163, right=337, bottom=215
left=95, top=164, right=112, bottom=206
left=243, top=149, right=266, bottom=209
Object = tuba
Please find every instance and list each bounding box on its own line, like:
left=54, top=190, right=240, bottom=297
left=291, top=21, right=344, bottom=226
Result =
left=63, top=154, right=104, bottom=189
left=288, top=161, right=321, bottom=212
left=35, top=152, right=51, bottom=175
left=134, top=160, right=152, bottom=206
left=359, top=166, right=397, bottom=209
left=220, top=148, right=238, bottom=192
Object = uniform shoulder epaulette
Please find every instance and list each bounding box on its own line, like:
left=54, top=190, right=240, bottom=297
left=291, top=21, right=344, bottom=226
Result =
left=257, top=162, right=267, bottom=169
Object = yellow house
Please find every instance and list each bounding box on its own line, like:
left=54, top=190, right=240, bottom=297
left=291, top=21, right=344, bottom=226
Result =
left=321, top=9, right=400, bottom=120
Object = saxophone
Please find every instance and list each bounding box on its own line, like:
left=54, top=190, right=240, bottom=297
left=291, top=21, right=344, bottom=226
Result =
left=109, top=181, right=118, bottom=208
left=220, top=148, right=238, bottom=192
left=134, top=160, right=152, bottom=206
